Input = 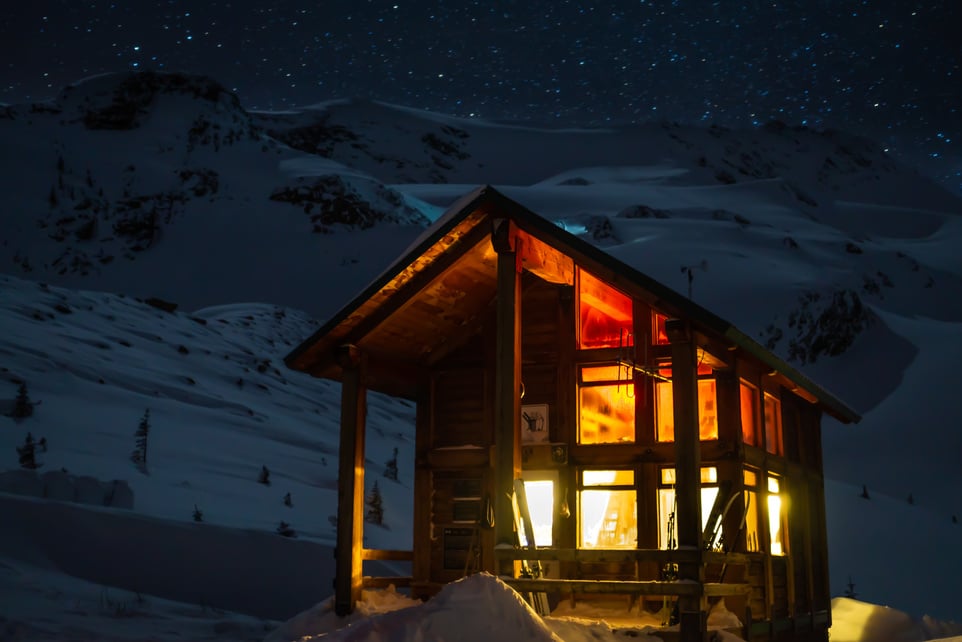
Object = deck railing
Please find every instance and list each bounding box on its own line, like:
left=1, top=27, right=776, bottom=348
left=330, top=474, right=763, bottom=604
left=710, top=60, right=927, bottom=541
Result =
left=493, top=547, right=752, bottom=598
left=358, top=547, right=752, bottom=598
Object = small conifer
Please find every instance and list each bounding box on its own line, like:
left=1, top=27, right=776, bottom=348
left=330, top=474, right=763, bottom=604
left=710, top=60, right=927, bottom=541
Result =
left=12, top=382, right=34, bottom=419
left=383, top=447, right=399, bottom=482
left=365, top=481, right=385, bottom=526
left=283, top=492, right=293, bottom=507
left=131, top=409, right=150, bottom=473
left=17, top=433, right=39, bottom=469
left=258, top=465, right=271, bottom=486
left=193, top=505, right=204, bottom=522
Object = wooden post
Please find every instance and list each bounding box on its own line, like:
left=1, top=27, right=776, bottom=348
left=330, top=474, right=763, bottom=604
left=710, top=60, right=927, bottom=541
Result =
left=334, top=344, right=367, bottom=616
left=666, top=319, right=706, bottom=642
left=492, top=220, right=522, bottom=566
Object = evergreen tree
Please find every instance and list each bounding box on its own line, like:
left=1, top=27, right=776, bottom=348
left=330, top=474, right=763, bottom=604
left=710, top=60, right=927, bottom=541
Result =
left=38, top=437, right=48, bottom=453
left=276, top=521, right=297, bottom=537
left=258, top=465, right=271, bottom=486
left=859, top=484, right=870, bottom=500
left=17, top=433, right=39, bottom=469
left=131, top=409, right=150, bottom=472
left=192, top=505, right=204, bottom=522
left=283, top=492, right=293, bottom=507
left=12, top=382, right=34, bottom=419
left=383, top=447, right=399, bottom=481
left=365, top=481, right=384, bottom=526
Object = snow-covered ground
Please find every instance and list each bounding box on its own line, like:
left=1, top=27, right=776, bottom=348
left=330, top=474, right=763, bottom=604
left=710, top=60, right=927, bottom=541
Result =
left=1, top=71, right=961, bottom=640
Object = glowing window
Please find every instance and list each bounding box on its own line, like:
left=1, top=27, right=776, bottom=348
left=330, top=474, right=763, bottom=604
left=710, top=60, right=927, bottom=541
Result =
left=767, top=476, right=787, bottom=556
left=655, top=376, right=719, bottom=442
left=740, top=381, right=760, bottom=446
left=578, top=366, right=634, bottom=444
left=579, top=470, right=636, bottom=549
left=764, top=393, right=783, bottom=456
left=653, top=312, right=669, bottom=345
left=657, top=466, right=719, bottom=549
left=578, top=269, right=633, bottom=349
left=521, top=478, right=554, bottom=547
left=743, top=469, right=761, bottom=552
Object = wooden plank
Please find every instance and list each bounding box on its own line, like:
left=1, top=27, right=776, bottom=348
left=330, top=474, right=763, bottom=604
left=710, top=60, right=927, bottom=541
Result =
left=516, top=229, right=575, bottom=285
left=493, top=219, right=522, bottom=556
left=502, top=578, right=747, bottom=598
left=503, top=577, right=703, bottom=597
left=362, top=549, right=414, bottom=561
left=493, top=547, right=752, bottom=567
left=426, top=448, right=490, bottom=469
left=342, top=223, right=492, bottom=347
left=334, top=345, right=367, bottom=616
left=704, top=583, right=753, bottom=597
left=362, top=576, right=413, bottom=589
left=413, top=386, right=433, bottom=590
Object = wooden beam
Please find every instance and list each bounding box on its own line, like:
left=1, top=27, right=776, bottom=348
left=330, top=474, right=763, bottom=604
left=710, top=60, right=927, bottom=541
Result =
left=493, top=219, right=522, bottom=561
left=343, top=223, right=492, bottom=347
left=501, top=578, right=751, bottom=598
left=493, top=546, right=751, bottom=566
left=667, top=319, right=707, bottom=642
left=362, top=576, right=413, bottom=589
left=362, top=549, right=414, bottom=561
left=334, top=345, right=367, bottom=616
left=412, top=386, right=433, bottom=598
left=516, top=229, right=574, bottom=285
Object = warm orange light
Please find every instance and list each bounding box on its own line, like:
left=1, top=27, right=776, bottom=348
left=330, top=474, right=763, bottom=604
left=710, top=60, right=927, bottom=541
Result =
left=578, top=269, right=633, bottom=349
left=579, top=383, right=635, bottom=443
left=764, top=393, right=783, bottom=455
left=653, top=313, right=669, bottom=345
left=522, top=480, right=554, bottom=547
left=655, top=378, right=719, bottom=442
left=768, top=476, right=786, bottom=555
left=740, top=381, right=759, bottom=446
left=579, top=470, right=637, bottom=549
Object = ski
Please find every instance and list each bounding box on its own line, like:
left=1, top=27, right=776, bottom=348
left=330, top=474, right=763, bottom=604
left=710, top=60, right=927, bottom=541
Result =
left=513, top=478, right=550, bottom=616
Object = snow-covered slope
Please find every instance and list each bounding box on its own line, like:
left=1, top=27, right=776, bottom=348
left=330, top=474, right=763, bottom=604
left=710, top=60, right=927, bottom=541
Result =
left=0, top=274, right=415, bottom=550
left=0, top=72, right=433, bottom=317
left=2, top=71, right=962, bottom=637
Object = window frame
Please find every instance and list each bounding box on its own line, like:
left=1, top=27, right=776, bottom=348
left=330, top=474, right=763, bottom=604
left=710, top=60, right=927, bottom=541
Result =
left=763, top=392, right=784, bottom=456
left=576, top=364, right=637, bottom=444
left=576, top=468, right=638, bottom=549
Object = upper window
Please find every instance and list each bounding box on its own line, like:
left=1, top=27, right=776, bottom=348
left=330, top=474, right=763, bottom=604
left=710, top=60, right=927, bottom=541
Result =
left=764, top=393, right=783, bottom=456
left=653, top=312, right=669, bottom=345
left=578, top=365, right=634, bottom=444
left=655, top=367, right=718, bottom=442
left=740, top=381, right=760, bottom=446
left=578, top=268, right=633, bottom=349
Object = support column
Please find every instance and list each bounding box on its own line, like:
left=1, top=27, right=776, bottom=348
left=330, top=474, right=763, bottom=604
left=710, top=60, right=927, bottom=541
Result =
left=666, top=319, right=706, bottom=642
left=334, top=344, right=367, bottom=616
left=492, top=219, right=522, bottom=565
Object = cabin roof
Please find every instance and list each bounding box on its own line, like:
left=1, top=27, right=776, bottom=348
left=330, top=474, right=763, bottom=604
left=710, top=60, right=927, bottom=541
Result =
left=285, top=185, right=860, bottom=424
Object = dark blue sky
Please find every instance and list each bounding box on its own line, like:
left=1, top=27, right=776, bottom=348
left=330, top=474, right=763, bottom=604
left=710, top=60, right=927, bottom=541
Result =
left=2, top=1, right=959, bottom=193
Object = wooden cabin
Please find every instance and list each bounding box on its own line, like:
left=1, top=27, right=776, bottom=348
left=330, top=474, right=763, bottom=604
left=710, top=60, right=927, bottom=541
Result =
left=285, top=186, right=859, bottom=642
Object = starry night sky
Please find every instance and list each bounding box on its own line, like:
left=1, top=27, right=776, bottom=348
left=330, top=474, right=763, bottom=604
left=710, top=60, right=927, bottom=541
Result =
left=2, top=1, right=960, bottom=193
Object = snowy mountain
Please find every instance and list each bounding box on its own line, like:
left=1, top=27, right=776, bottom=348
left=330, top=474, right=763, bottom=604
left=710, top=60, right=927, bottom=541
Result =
left=1, top=71, right=961, bottom=639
